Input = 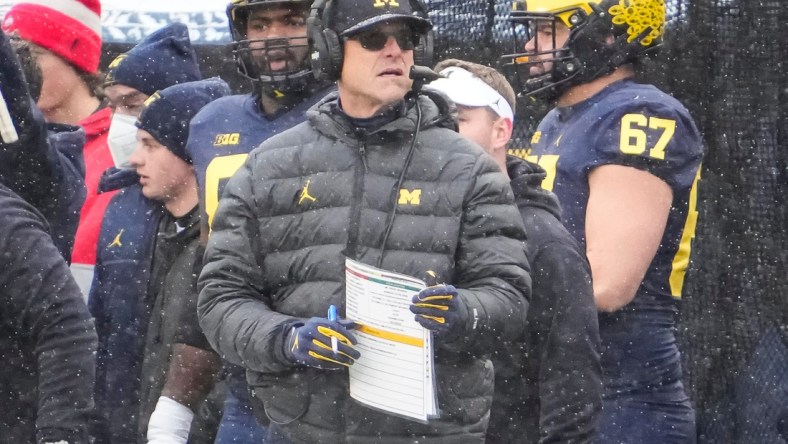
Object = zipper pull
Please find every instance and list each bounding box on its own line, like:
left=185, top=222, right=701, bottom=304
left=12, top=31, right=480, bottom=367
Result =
left=358, top=142, right=368, bottom=172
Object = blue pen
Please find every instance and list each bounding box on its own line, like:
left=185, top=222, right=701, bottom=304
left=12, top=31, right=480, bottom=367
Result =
left=328, top=305, right=339, bottom=354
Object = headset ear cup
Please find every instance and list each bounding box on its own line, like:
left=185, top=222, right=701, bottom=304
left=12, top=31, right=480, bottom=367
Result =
left=322, top=28, right=344, bottom=80
left=410, top=0, right=434, bottom=67
left=307, top=13, right=326, bottom=80
left=414, top=30, right=434, bottom=67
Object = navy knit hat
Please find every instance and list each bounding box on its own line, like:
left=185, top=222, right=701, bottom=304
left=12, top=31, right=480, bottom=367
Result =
left=136, top=78, right=230, bottom=163
left=104, top=23, right=201, bottom=96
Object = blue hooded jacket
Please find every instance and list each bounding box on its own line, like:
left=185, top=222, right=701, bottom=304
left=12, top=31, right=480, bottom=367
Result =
left=89, top=167, right=163, bottom=443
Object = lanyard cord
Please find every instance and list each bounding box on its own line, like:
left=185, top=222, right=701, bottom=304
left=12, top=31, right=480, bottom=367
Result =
left=376, top=100, right=422, bottom=269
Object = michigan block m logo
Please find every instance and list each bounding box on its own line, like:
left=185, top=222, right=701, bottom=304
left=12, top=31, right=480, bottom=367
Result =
left=398, top=189, right=421, bottom=205
left=143, top=92, right=161, bottom=107
left=373, top=0, right=400, bottom=7
left=108, top=54, right=127, bottom=69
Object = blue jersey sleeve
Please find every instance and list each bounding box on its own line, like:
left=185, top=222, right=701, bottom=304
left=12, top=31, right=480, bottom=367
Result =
left=589, top=92, right=703, bottom=191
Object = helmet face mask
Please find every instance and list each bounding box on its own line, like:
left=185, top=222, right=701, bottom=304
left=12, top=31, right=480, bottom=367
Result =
left=501, top=0, right=666, bottom=98
left=501, top=13, right=578, bottom=98
left=227, top=0, right=313, bottom=92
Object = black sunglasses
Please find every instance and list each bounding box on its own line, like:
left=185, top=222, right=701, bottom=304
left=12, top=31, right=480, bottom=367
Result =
left=348, top=27, right=419, bottom=51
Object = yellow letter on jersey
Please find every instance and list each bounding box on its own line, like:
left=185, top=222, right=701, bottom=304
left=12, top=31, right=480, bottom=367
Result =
left=205, top=154, right=248, bottom=228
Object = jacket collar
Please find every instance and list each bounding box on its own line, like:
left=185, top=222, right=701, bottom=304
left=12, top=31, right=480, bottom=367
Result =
left=47, top=122, right=86, bottom=175
left=159, top=205, right=200, bottom=242
left=79, top=106, right=111, bottom=137
left=506, top=155, right=562, bottom=221
left=98, top=167, right=140, bottom=194
left=307, top=89, right=457, bottom=145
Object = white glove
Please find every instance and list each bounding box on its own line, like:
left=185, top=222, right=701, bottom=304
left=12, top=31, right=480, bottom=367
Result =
left=0, top=88, right=19, bottom=143
left=146, top=396, right=194, bottom=444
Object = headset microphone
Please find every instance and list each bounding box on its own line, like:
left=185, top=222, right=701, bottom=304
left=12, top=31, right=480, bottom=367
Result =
left=409, top=65, right=441, bottom=93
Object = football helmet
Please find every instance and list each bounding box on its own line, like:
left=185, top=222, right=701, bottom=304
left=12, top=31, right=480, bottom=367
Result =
left=501, top=0, right=666, bottom=97
left=227, top=0, right=313, bottom=92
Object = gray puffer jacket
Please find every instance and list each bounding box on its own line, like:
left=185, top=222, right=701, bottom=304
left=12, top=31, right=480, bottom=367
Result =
left=198, top=91, right=531, bottom=443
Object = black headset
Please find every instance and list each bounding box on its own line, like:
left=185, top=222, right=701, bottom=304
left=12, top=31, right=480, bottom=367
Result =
left=307, top=0, right=435, bottom=81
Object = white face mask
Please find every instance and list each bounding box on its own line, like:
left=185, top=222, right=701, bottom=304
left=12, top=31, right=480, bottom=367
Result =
left=107, top=112, right=139, bottom=169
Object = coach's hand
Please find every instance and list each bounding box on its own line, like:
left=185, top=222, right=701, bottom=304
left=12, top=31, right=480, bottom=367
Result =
left=410, top=284, right=470, bottom=342
left=283, top=317, right=360, bottom=370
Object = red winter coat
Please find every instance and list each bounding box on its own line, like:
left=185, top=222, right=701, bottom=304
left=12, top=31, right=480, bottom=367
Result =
left=70, top=107, right=118, bottom=296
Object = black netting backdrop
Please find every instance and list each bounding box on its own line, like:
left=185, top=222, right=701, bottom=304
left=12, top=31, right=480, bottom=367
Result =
left=662, top=2, right=788, bottom=441
left=97, top=1, right=787, bottom=441
left=425, top=0, right=787, bottom=442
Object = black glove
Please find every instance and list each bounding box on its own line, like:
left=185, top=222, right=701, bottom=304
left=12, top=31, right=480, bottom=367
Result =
left=410, top=284, right=470, bottom=342
left=0, top=30, right=36, bottom=145
left=283, top=317, right=360, bottom=370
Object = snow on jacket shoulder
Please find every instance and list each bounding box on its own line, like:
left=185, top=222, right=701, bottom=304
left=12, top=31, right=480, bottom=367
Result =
left=199, top=91, right=531, bottom=443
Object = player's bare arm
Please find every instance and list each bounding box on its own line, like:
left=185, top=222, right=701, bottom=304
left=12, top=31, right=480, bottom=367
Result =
left=586, top=164, right=672, bottom=312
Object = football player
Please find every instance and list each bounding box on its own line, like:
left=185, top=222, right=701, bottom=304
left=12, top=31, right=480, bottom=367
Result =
left=502, top=1, right=704, bottom=442
left=429, top=59, right=603, bottom=443
left=184, top=1, right=332, bottom=442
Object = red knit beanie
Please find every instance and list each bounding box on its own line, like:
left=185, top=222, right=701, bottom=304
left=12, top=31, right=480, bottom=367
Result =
left=2, top=0, right=102, bottom=74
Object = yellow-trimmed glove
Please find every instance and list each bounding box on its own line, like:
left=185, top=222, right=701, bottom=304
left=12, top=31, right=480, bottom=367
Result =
left=283, top=317, right=360, bottom=370
left=410, top=283, right=469, bottom=342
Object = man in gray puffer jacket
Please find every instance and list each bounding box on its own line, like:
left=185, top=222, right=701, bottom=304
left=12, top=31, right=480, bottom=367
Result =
left=198, top=0, right=531, bottom=442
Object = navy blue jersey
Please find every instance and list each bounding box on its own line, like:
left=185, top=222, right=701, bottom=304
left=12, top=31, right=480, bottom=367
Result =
left=186, top=90, right=330, bottom=227
left=522, top=79, right=703, bottom=391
